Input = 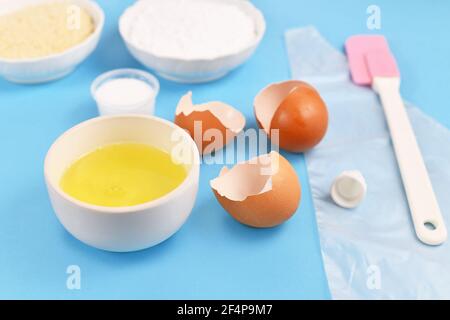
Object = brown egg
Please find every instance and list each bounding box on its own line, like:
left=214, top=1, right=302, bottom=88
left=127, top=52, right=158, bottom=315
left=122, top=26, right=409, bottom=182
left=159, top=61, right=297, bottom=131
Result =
left=254, top=81, right=328, bottom=153
left=210, top=151, right=301, bottom=228
left=175, top=92, right=246, bottom=155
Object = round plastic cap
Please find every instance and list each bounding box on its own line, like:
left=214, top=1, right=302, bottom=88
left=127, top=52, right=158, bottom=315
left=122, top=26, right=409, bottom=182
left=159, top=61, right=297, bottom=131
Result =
left=331, top=170, right=367, bottom=209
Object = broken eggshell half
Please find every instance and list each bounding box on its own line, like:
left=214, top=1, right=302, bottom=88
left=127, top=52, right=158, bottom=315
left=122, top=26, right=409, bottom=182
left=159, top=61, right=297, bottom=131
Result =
left=254, top=80, right=328, bottom=153
left=175, top=92, right=246, bottom=155
left=210, top=151, right=301, bottom=228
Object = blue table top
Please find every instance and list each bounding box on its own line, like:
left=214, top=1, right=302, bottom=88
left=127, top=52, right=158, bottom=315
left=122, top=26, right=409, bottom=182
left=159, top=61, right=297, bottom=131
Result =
left=1, top=0, right=449, bottom=299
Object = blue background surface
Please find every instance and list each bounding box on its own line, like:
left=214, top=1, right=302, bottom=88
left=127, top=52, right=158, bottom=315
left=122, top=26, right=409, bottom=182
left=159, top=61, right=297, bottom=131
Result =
left=0, top=0, right=449, bottom=299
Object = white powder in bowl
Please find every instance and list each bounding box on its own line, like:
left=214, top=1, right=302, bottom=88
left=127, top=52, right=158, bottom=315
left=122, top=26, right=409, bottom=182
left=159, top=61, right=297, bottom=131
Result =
left=95, top=78, right=155, bottom=109
left=122, top=0, right=257, bottom=60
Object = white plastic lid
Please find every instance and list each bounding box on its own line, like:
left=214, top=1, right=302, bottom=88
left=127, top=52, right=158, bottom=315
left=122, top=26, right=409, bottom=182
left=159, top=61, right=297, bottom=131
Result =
left=331, top=170, right=367, bottom=209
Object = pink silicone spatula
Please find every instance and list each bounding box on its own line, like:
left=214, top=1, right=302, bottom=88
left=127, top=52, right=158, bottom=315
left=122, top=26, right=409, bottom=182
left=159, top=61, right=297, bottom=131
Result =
left=346, top=35, right=447, bottom=246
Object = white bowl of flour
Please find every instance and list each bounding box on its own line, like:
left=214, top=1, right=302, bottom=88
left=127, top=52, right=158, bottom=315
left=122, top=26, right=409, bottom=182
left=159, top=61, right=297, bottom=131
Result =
left=119, top=0, right=265, bottom=83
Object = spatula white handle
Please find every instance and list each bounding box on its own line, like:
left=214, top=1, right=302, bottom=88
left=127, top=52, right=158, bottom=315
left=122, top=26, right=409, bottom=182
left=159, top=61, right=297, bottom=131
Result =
left=373, top=77, right=447, bottom=245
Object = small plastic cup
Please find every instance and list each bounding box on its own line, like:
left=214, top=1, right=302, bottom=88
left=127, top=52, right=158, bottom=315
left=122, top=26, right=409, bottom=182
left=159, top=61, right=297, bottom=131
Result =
left=91, top=69, right=160, bottom=116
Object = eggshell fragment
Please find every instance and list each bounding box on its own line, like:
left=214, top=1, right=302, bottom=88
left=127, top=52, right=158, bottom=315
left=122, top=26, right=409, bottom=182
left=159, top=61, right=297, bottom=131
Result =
left=254, top=81, right=328, bottom=153
left=175, top=92, right=246, bottom=155
left=210, top=151, right=301, bottom=228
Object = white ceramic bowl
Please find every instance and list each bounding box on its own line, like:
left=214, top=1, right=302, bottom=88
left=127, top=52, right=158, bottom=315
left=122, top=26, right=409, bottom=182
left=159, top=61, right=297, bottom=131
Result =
left=44, top=115, right=200, bottom=252
left=0, top=0, right=104, bottom=84
left=119, top=0, right=266, bottom=83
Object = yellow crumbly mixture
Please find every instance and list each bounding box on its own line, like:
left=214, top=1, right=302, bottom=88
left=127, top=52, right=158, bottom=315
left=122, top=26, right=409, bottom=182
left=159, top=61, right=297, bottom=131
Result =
left=0, top=3, right=94, bottom=59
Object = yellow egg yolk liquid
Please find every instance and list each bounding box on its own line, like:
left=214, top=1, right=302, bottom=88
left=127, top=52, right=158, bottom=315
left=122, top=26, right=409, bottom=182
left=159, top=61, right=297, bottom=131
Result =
left=60, top=143, right=187, bottom=207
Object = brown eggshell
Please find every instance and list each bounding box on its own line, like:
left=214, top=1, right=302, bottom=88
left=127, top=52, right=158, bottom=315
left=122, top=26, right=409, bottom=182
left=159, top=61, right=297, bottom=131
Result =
left=254, top=80, right=328, bottom=153
left=175, top=92, right=245, bottom=155
left=210, top=152, right=301, bottom=228
left=271, top=83, right=328, bottom=152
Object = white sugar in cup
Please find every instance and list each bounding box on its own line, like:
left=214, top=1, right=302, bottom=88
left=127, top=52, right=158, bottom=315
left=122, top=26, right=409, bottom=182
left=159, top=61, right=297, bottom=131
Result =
left=96, top=78, right=153, bottom=113
left=91, top=69, right=160, bottom=116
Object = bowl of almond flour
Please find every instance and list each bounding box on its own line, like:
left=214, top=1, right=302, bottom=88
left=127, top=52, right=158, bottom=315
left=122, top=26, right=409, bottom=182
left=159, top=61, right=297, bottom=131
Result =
left=119, top=0, right=266, bottom=83
left=0, top=0, right=104, bottom=84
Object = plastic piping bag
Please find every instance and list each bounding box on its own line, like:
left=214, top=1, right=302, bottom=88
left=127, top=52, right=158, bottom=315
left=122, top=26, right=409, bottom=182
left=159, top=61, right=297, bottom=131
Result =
left=285, top=26, right=450, bottom=299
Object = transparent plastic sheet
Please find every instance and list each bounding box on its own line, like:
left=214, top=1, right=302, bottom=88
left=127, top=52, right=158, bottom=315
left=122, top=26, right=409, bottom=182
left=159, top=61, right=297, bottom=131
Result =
left=285, top=26, right=450, bottom=299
